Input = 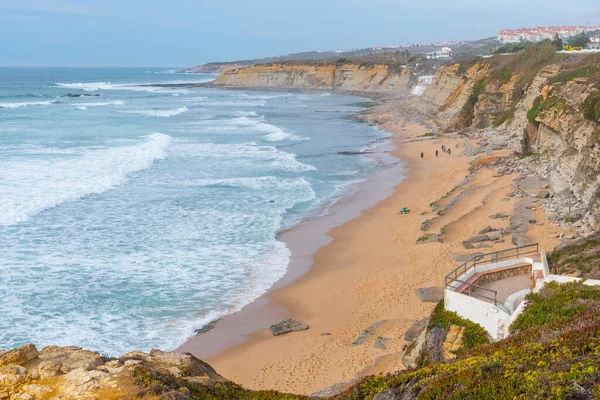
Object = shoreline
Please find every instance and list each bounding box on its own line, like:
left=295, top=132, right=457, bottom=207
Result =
left=178, top=97, right=561, bottom=395
left=177, top=115, right=456, bottom=394
left=178, top=112, right=408, bottom=358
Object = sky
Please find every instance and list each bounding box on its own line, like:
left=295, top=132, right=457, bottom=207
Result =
left=0, top=0, right=599, bottom=67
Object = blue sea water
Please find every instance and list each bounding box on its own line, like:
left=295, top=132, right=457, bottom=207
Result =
left=0, top=67, right=389, bottom=355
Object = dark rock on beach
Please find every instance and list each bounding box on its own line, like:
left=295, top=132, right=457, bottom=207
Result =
left=195, top=319, right=220, bottom=334
left=270, top=319, right=309, bottom=336
left=489, top=212, right=509, bottom=219
left=350, top=320, right=387, bottom=346
left=415, top=287, right=444, bottom=303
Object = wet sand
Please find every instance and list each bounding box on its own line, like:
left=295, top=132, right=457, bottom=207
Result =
left=178, top=115, right=561, bottom=395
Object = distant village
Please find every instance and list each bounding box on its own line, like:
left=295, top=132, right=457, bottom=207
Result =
left=498, top=25, right=600, bottom=50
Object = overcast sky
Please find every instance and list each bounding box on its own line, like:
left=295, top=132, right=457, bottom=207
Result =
left=1, top=0, right=599, bottom=67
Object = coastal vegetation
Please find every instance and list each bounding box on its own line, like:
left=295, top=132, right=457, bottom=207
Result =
left=549, top=231, right=600, bottom=277
left=333, top=282, right=600, bottom=399
left=426, top=300, right=489, bottom=354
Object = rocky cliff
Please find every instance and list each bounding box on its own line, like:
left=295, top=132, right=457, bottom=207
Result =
left=211, top=63, right=414, bottom=94
left=208, top=48, right=600, bottom=233
left=0, top=344, right=227, bottom=399
left=413, top=48, right=600, bottom=231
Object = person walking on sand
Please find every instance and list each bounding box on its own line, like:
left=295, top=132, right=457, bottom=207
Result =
left=421, top=152, right=424, bottom=158
left=448, top=148, right=452, bottom=155
left=436, top=150, right=438, bottom=157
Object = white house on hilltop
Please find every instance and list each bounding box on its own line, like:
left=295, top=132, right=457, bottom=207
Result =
left=426, top=47, right=453, bottom=60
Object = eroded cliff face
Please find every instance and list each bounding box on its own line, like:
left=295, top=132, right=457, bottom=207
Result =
left=419, top=52, right=600, bottom=227
left=212, top=63, right=413, bottom=93
left=209, top=53, right=600, bottom=227
left=525, top=77, right=600, bottom=225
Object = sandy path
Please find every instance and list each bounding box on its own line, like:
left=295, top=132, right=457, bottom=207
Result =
left=181, top=119, right=562, bottom=395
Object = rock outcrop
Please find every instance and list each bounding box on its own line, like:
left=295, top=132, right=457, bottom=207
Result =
left=211, top=63, right=414, bottom=94
left=0, top=344, right=225, bottom=399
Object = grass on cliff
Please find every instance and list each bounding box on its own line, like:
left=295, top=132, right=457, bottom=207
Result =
left=549, top=232, right=600, bottom=277
left=334, top=282, right=600, bottom=399
left=510, top=281, right=600, bottom=333
left=427, top=300, right=489, bottom=352
left=583, top=88, right=600, bottom=123
left=458, top=41, right=559, bottom=129
left=132, top=282, right=600, bottom=399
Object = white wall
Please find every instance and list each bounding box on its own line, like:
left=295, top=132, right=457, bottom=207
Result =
left=444, top=289, right=512, bottom=339
left=446, top=268, right=600, bottom=340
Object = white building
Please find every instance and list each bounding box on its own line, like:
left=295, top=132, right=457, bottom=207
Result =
left=426, top=47, right=453, bottom=59
left=497, top=25, right=600, bottom=44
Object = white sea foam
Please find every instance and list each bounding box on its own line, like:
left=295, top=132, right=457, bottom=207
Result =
left=200, top=100, right=267, bottom=107
left=0, top=133, right=171, bottom=226
left=180, top=96, right=208, bottom=102
left=171, top=141, right=316, bottom=173
left=76, top=106, right=88, bottom=111
left=73, top=100, right=125, bottom=107
left=55, top=81, right=190, bottom=94
left=181, top=176, right=316, bottom=193
left=127, top=106, right=189, bottom=118
left=215, top=112, right=308, bottom=141
left=0, top=100, right=56, bottom=109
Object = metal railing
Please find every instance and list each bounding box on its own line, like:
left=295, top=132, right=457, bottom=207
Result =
left=451, top=278, right=498, bottom=304
left=444, top=243, right=539, bottom=305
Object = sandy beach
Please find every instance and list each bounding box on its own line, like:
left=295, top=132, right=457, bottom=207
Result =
left=179, top=108, right=562, bottom=396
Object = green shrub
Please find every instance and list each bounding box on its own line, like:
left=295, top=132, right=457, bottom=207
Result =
left=509, top=281, right=600, bottom=333
left=458, top=77, right=489, bottom=128
left=429, top=301, right=489, bottom=351
left=493, top=107, right=516, bottom=127
left=549, top=66, right=596, bottom=84
left=583, top=90, right=600, bottom=122
left=338, top=300, right=600, bottom=399
left=492, top=68, right=513, bottom=84
left=495, top=42, right=533, bottom=54
left=526, top=95, right=544, bottom=124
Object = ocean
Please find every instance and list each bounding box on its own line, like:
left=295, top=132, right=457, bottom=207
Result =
left=0, top=67, right=389, bottom=356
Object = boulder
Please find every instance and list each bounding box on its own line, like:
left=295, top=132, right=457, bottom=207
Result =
left=467, top=234, right=489, bottom=243
left=536, top=189, right=551, bottom=198
left=270, top=319, right=309, bottom=336
left=38, top=346, right=102, bottom=372
left=462, top=241, right=475, bottom=250
left=404, top=319, right=429, bottom=342
left=37, top=361, right=62, bottom=379
left=350, top=321, right=387, bottom=346
left=487, top=231, right=503, bottom=241
left=415, top=287, right=444, bottom=303
left=0, top=344, right=38, bottom=367
left=373, top=337, right=391, bottom=350
left=478, top=226, right=493, bottom=234
left=0, top=365, right=30, bottom=398
left=489, top=213, right=509, bottom=219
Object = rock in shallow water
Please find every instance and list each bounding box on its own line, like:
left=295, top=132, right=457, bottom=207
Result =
left=269, top=319, right=309, bottom=336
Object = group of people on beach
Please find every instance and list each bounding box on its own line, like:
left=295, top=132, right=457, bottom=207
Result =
left=421, top=145, right=451, bottom=159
